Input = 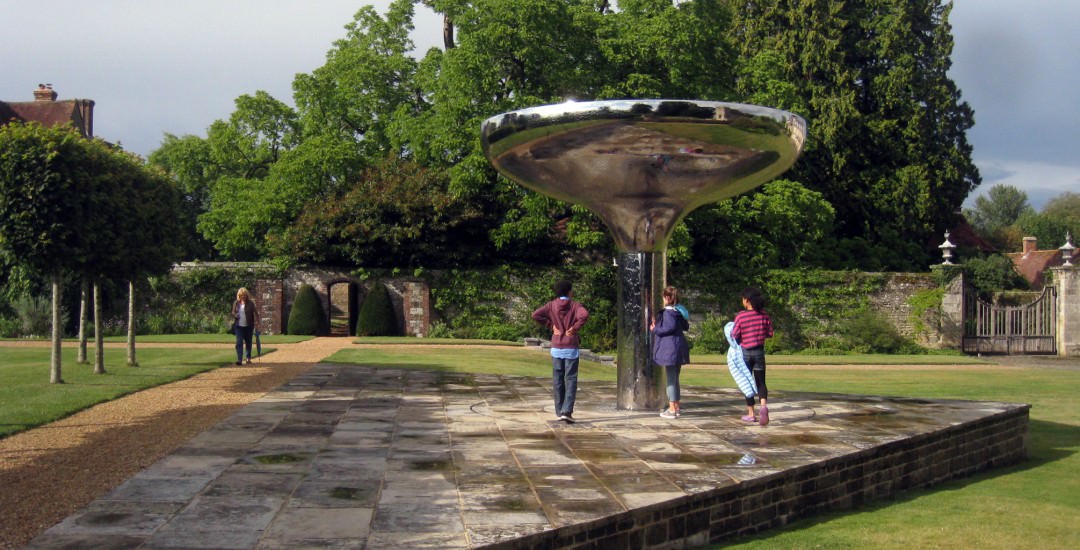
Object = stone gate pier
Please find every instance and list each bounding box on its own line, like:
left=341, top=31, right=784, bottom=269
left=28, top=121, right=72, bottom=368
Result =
left=1054, top=265, right=1080, bottom=356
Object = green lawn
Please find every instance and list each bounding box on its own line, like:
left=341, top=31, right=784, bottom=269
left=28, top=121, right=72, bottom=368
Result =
left=0, top=347, right=236, bottom=437
left=691, top=352, right=991, bottom=365
left=325, top=346, right=1080, bottom=550
left=352, top=336, right=523, bottom=347
left=707, top=365, right=1080, bottom=550
left=2, top=334, right=312, bottom=344
left=100, top=333, right=311, bottom=344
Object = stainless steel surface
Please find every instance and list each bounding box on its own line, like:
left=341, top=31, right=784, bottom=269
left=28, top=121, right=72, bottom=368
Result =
left=615, top=251, right=667, bottom=410
left=482, top=100, right=806, bottom=410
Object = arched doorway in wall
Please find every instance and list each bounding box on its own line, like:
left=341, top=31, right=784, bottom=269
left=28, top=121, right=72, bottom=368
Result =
left=327, top=281, right=359, bottom=337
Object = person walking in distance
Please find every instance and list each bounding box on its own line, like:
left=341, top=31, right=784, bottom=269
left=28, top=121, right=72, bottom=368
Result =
left=732, top=287, right=774, bottom=426
left=532, top=280, right=589, bottom=423
left=231, top=287, right=260, bottom=365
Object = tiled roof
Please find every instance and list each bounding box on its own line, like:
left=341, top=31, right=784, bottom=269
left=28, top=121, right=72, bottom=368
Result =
left=1005, top=249, right=1064, bottom=288
left=0, top=99, right=90, bottom=136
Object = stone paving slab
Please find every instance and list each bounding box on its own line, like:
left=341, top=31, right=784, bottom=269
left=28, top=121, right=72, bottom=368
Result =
left=25, top=364, right=1028, bottom=549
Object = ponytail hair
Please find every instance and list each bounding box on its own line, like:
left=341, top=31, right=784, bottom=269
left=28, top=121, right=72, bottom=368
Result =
left=741, top=287, right=765, bottom=312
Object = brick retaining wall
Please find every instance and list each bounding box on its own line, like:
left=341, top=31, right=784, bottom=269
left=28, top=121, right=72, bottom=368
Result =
left=481, top=405, right=1028, bottom=550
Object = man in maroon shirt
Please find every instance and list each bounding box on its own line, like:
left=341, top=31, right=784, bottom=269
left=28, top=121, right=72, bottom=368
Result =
left=532, top=280, right=589, bottom=423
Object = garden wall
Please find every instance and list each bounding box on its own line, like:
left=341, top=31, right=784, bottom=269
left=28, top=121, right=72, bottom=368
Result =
left=167, top=263, right=950, bottom=349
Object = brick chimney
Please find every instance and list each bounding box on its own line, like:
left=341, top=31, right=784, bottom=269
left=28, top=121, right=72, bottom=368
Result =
left=33, top=84, right=57, bottom=102
left=76, top=99, right=95, bottom=137
left=1022, top=236, right=1037, bottom=256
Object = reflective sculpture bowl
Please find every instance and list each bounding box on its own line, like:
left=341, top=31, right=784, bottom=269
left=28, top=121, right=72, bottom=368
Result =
left=482, top=100, right=807, bottom=409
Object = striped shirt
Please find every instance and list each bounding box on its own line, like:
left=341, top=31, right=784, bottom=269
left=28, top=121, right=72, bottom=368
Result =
left=732, top=309, right=773, bottom=349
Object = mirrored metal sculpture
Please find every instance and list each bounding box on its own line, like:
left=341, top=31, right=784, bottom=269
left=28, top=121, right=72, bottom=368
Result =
left=482, top=100, right=807, bottom=410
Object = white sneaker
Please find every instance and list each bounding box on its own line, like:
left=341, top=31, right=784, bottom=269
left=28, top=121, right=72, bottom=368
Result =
left=660, top=409, right=677, bottom=419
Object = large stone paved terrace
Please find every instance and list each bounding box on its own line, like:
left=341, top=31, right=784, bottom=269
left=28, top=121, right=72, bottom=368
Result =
left=26, top=363, right=1028, bottom=549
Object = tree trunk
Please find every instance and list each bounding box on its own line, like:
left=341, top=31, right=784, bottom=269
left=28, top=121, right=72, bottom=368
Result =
left=127, top=280, right=138, bottom=366
left=93, top=280, right=105, bottom=374
left=50, top=274, right=64, bottom=384
left=77, top=279, right=89, bottom=364
left=443, top=15, right=455, bottom=49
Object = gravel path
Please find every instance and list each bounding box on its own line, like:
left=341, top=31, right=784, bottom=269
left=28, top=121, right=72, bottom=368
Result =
left=0, top=337, right=354, bottom=550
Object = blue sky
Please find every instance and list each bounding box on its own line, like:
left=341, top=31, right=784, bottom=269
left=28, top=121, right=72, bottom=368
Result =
left=3, top=1, right=1077, bottom=210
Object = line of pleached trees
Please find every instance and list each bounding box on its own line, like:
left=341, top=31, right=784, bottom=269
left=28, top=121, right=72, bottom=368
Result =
left=0, top=123, right=183, bottom=382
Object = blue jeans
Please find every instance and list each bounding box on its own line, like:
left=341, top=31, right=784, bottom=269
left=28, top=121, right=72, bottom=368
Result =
left=663, top=364, right=682, bottom=402
left=235, top=325, right=254, bottom=362
left=552, top=357, right=579, bottom=416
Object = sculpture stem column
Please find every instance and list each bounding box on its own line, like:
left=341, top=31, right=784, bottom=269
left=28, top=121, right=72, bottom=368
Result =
left=616, top=251, right=667, bottom=410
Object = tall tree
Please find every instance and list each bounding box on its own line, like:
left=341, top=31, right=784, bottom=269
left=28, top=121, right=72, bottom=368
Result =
left=963, top=184, right=1032, bottom=249
left=1039, top=192, right=1080, bottom=241
left=115, top=163, right=184, bottom=367
left=725, top=0, right=979, bottom=269
left=73, top=144, right=183, bottom=372
left=193, top=92, right=303, bottom=258
left=0, top=123, right=99, bottom=382
left=147, top=133, right=220, bottom=260
left=1015, top=191, right=1080, bottom=252
left=408, top=0, right=739, bottom=256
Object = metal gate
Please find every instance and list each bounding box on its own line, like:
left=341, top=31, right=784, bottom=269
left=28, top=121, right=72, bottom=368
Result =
left=962, top=286, right=1057, bottom=354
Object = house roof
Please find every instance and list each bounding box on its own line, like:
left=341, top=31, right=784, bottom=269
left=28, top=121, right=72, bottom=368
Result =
left=1, top=86, right=94, bottom=137
left=1005, top=248, right=1064, bottom=289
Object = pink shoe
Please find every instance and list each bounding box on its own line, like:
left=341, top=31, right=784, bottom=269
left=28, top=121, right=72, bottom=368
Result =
left=740, top=414, right=756, bottom=423
left=759, top=405, right=769, bottom=427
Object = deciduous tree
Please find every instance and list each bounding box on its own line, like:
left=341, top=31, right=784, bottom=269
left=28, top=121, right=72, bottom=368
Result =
left=964, top=184, right=1032, bottom=249
left=725, top=0, right=979, bottom=269
left=0, top=123, right=101, bottom=382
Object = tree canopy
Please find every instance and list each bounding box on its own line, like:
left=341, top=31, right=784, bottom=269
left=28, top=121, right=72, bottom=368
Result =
left=1015, top=192, right=1080, bottom=252
left=963, top=185, right=1079, bottom=253
left=150, top=0, right=980, bottom=273
left=963, top=184, right=1032, bottom=250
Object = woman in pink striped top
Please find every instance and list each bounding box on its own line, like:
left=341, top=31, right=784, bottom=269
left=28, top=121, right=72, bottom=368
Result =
left=732, top=287, right=773, bottom=426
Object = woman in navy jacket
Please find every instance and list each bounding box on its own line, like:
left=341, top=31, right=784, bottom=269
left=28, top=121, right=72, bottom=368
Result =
left=652, top=286, right=690, bottom=418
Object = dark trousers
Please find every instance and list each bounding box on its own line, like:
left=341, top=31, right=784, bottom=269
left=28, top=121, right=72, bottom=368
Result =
left=552, top=357, right=579, bottom=416
left=235, top=325, right=254, bottom=362
left=743, top=346, right=767, bottom=405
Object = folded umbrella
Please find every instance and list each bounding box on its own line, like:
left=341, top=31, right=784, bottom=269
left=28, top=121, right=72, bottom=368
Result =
left=255, top=330, right=262, bottom=362
left=724, top=322, right=757, bottom=399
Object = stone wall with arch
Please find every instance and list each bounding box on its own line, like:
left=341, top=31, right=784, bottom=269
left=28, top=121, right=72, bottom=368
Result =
left=282, top=266, right=430, bottom=337
left=172, top=263, right=432, bottom=337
